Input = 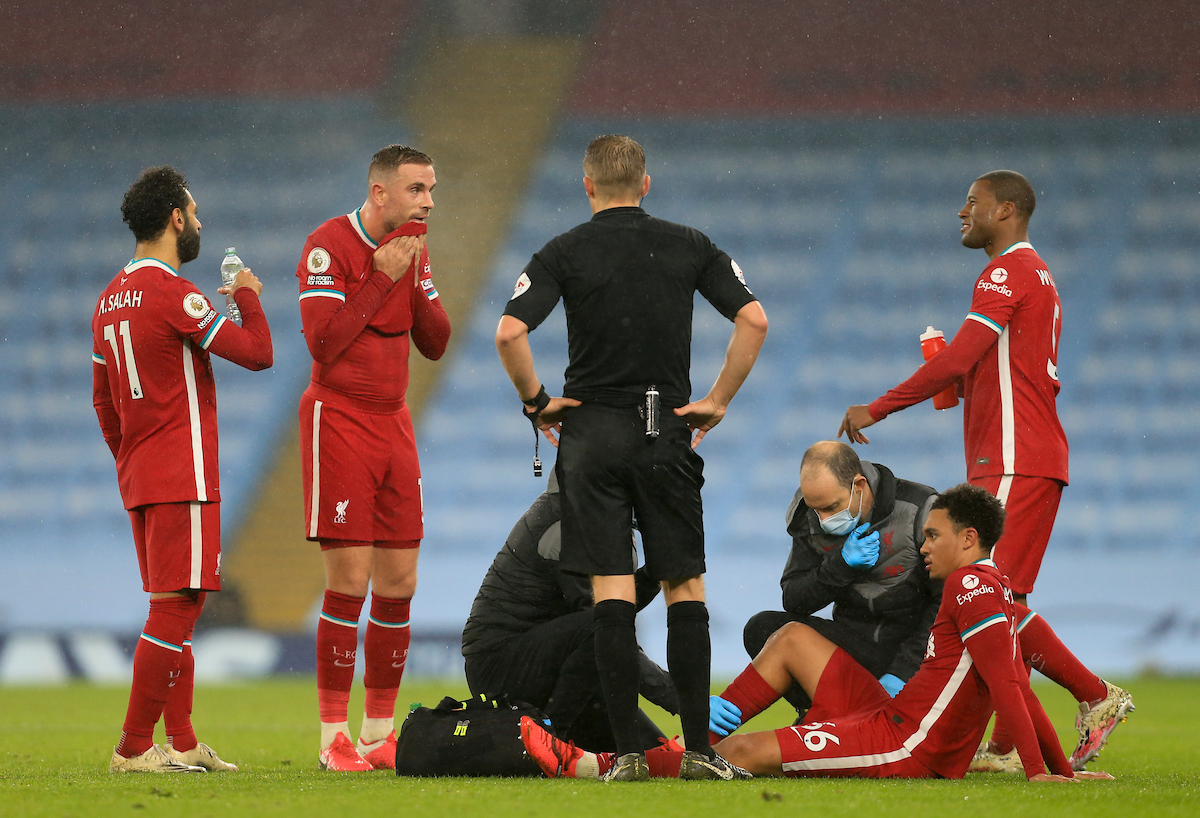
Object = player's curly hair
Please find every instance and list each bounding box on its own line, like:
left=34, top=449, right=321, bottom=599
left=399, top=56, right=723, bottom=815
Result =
left=121, top=166, right=191, bottom=243
left=931, top=484, right=1006, bottom=551
left=369, top=144, right=433, bottom=181
left=976, top=170, right=1036, bottom=222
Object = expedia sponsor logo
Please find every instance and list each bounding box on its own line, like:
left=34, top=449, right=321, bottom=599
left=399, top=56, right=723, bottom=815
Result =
left=977, top=279, right=1013, bottom=297
left=307, top=274, right=335, bottom=286
left=956, top=584, right=997, bottom=606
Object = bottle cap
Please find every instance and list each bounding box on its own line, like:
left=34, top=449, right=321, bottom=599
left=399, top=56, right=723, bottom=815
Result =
left=920, top=326, right=943, bottom=341
left=225, top=247, right=236, bottom=255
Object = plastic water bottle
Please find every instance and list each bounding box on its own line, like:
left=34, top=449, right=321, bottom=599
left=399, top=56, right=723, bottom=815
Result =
left=919, top=326, right=959, bottom=410
left=220, top=247, right=244, bottom=322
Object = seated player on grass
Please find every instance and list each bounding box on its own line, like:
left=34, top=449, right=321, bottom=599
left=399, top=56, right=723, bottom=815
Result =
left=521, top=484, right=1114, bottom=782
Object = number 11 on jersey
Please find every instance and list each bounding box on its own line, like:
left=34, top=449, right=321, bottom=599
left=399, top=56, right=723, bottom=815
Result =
left=103, top=320, right=145, bottom=400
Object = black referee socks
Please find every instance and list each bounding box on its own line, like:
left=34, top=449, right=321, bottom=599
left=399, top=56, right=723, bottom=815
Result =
left=593, top=599, right=642, bottom=756
left=667, top=600, right=714, bottom=759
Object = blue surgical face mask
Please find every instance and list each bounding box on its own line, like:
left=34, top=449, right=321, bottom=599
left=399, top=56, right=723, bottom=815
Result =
left=819, top=484, right=861, bottom=536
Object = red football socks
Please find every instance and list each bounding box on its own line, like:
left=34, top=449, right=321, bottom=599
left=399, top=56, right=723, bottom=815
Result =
left=363, top=595, right=412, bottom=719
left=646, top=746, right=684, bottom=777
left=164, top=593, right=205, bottom=754
left=317, top=590, right=365, bottom=724
left=710, top=664, right=781, bottom=746
left=118, top=595, right=202, bottom=758
left=1016, top=604, right=1107, bottom=704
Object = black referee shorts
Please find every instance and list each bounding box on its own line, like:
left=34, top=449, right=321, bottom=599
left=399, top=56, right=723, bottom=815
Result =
left=555, top=403, right=705, bottom=581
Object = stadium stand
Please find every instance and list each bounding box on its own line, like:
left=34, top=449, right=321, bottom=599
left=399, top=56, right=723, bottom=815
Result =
left=420, top=116, right=1200, bottom=562
left=2, top=2, right=1198, bottom=682
left=0, top=99, right=404, bottom=628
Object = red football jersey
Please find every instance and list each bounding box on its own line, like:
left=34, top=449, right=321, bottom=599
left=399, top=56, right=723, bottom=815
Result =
left=91, top=259, right=231, bottom=508
left=297, top=210, right=449, bottom=408
left=960, top=243, right=1068, bottom=482
left=884, top=559, right=1048, bottom=778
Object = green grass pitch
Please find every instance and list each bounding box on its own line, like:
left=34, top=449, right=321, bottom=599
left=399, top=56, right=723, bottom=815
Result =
left=1, top=676, right=1197, bottom=817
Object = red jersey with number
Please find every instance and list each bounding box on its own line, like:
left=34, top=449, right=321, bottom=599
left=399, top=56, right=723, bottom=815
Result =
left=883, top=559, right=1044, bottom=778
left=91, top=259, right=232, bottom=508
left=296, top=210, right=449, bottom=410
left=960, top=243, right=1067, bottom=482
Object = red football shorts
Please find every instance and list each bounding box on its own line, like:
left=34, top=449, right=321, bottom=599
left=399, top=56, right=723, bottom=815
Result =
left=128, top=501, right=222, bottom=593
left=775, top=648, right=935, bottom=779
left=300, top=391, right=424, bottom=544
left=971, top=475, right=1064, bottom=595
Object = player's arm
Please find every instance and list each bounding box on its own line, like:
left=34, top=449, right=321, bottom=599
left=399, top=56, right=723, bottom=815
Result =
left=886, top=581, right=941, bottom=683
left=675, top=300, right=768, bottom=449
left=839, top=319, right=997, bottom=443
left=410, top=247, right=451, bottom=361
left=206, top=269, right=273, bottom=370
left=298, top=239, right=397, bottom=364
left=963, top=615, right=1062, bottom=780
left=91, top=346, right=121, bottom=458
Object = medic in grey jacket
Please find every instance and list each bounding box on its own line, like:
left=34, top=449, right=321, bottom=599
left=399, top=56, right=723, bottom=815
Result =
left=744, top=441, right=941, bottom=698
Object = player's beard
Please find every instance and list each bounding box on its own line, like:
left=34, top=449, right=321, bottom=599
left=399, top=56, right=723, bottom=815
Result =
left=177, top=219, right=201, bottom=264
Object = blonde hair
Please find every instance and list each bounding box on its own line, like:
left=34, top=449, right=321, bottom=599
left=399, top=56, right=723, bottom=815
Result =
left=583, top=134, right=645, bottom=196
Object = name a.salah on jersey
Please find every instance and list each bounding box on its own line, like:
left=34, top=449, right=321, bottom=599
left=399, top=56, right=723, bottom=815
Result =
left=96, top=289, right=143, bottom=315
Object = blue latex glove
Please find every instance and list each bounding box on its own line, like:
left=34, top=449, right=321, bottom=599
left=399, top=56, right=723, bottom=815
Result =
left=841, top=522, right=880, bottom=568
left=879, top=673, right=906, bottom=697
left=709, top=695, right=742, bottom=737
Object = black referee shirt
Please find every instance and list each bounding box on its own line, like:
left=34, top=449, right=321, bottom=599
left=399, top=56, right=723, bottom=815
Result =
left=503, top=206, right=756, bottom=408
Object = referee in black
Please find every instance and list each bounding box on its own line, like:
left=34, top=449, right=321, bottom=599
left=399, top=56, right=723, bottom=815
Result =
left=496, top=134, right=768, bottom=781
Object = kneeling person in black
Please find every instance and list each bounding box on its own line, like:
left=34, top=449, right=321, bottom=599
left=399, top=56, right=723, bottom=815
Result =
left=739, top=440, right=940, bottom=723
left=496, top=134, right=768, bottom=778
left=461, top=473, right=679, bottom=751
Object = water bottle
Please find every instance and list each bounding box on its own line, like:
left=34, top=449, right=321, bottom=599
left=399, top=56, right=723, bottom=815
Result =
left=220, top=247, right=244, bottom=322
left=919, top=327, right=959, bottom=410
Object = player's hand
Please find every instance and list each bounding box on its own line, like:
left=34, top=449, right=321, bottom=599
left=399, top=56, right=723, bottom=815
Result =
left=709, top=695, right=742, bottom=737
left=374, top=234, right=425, bottom=282
left=218, top=267, right=262, bottom=298
left=674, top=396, right=725, bottom=449
left=531, top=397, right=582, bottom=448
left=1072, top=771, right=1115, bottom=780
left=878, top=673, right=905, bottom=697
left=838, top=405, right=877, bottom=444
left=1029, top=773, right=1079, bottom=783
left=842, top=522, right=880, bottom=568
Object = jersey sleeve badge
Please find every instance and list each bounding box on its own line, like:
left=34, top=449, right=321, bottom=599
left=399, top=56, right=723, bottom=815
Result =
left=511, top=271, right=531, bottom=300
left=731, top=259, right=752, bottom=293
left=307, top=247, right=332, bottom=274
left=183, top=292, right=211, bottom=319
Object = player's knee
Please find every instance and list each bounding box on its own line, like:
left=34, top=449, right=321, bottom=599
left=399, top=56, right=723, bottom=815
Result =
left=716, top=733, right=778, bottom=776
left=744, top=612, right=786, bottom=659
left=765, top=621, right=819, bottom=655
left=373, top=574, right=417, bottom=599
